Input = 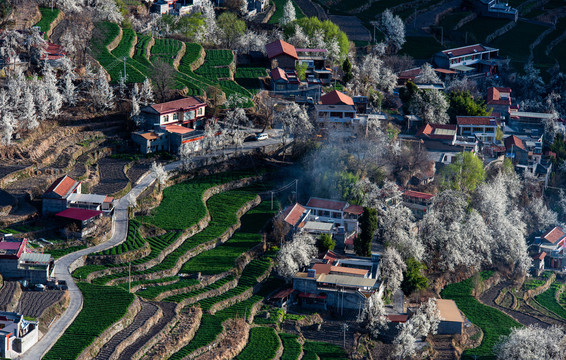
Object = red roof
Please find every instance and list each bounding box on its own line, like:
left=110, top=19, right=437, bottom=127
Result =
left=271, top=288, right=295, bottom=299
left=165, top=125, right=194, bottom=134
left=0, top=239, right=27, bottom=259
left=403, top=190, right=434, bottom=200
left=457, top=116, right=495, bottom=126
left=56, top=208, right=103, bottom=221
left=150, top=97, right=205, bottom=115
left=321, top=90, right=354, bottom=106
left=387, top=314, right=409, bottom=323
left=442, top=44, right=492, bottom=58
left=306, top=197, right=348, bottom=211
left=434, top=68, right=457, bottom=74
left=487, top=87, right=512, bottom=105
left=140, top=132, right=159, bottom=140
left=312, top=263, right=332, bottom=274
left=398, top=68, right=422, bottom=80
left=344, top=205, right=363, bottom=215
left=504, top=135, right=525, bottom=151
left=45, top=175, right=80, bottom=198
left=542, top=227, right=565, bottom=245
left=280, top=203, right=307, bottom=227
left=271, top=67, right=287, bottom=82
left=533, top=252, right=546, bottom=261
left=323, top=250, right=346, bottom=263
left=265, top=40, right=298, bottom=60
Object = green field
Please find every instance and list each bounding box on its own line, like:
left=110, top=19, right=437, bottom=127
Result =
left=492, top=21, right=549, bottom=70
left=269, top=0, right=305, bottom=24
left=302, top=340, right=348, bottom=360
left=181, top=199, right=273, bottom=275
left=438, top=11, right=473, bottom=31
left=400, top=35, right=444, bottom=60
left=534, top=282, right=566, bottom=320
left=458, top=17, right=511, bottom=44
left=441, top=272, right=521, bottom=359
left=43, top=283, right=134, bottom=360
left=35, top=7, right=60, bottom=39
left=236, top=327, right=280, bottom=360
left=280, top=333, right=302, bottom=360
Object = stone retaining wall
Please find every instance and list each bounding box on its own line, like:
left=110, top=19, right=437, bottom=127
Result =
left=107, top=27, right=123, bottom=52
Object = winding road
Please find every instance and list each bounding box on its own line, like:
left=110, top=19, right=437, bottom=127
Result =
left=21, top=130, right=283, bottom=360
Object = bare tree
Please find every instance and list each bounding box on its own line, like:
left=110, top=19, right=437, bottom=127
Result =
left=150, top=60, right=175, bottom=103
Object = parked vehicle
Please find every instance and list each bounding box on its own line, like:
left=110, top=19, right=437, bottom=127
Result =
left=256, top=133, right=268, bottom=141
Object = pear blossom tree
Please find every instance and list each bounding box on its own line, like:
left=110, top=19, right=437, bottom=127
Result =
left=415, top=63, right=442, bottom=84
left=349, top=53, right=397, bottom=95
left=379, top=205, right=424, bottom=261
left=281, top=0, right=296, bottom=26
left=381, top=9, right=406, bottom=54
left=151, top=161, right=169, bottom=191
left=380, top=247, right=406, bottom=293
left=89, top=71, right=115, bottom=112
left=409, top=89, right=449, bottom=124
left=358, top=291, right=388, bottom=338
left=0, top=111, right=16, bottom=145
left=276, top=233, right=317, bottom=281
left=494, top=325, right=566, bottom=360
left=393, top=298, right=441, bottom=358
left=22, top=89, right=38, bottom=130
left=139, top=79, right=155, bottom=106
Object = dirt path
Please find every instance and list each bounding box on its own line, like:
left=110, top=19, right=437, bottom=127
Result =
left=479, top=281, right=560, bottom=328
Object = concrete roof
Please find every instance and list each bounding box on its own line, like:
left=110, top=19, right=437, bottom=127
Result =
left=317, top=273, right=377, bottom=288
left=20, top=252, right=52, bottom=264
left=435, top=299, right=464, bottom=323
left=67, top=193, right=107, bottom=204
left=302, top=221, right=334, bottom=232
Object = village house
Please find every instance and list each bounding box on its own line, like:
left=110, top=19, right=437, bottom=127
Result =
left=504, top=134, right=552, bottom=182
left=277, top=203, right=310, bottom=237
left=533, top=226, right=566, bottom=271
left=456, top=116, right=499, bottom=144
left=432, top=44, right=500, bottom=76
left=486, top=87, right=512, bottom=116
left=266, top=40, right=298, bottom=70
left=0, top=235, right=53, bottom=284
left=473, top=0, right=518, bottom=21
left=132, top=97, right=208, bottom=154
left=0, top=311, right=39, bottom=359
left=270, top=67, right=300, bottom=93
left=296, top=48, right=331, bottom=85
left=434, top=299, right=465, bottom=335
left=402, top=190, right=435, bottom=219
left=42, top=175, right=113, bottom=215
left=292, top=251, right=382, bottom=313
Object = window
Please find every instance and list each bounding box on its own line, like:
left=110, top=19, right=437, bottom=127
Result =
left=173, top=113, right=179, bottom=121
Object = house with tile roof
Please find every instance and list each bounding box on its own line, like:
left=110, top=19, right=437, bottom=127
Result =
left=292, top=250, right=382, bottom=312
left=42, top=175, right=114, bottom=215
left=320, top=90, right=354, bottom=106
left=402, top=190, right=435, bottom=219
left=270, top=67, right=300, bottom=92
left=42, top=175, right=82, bottom=215
left=457, top=116, right=498, bottom=144
left=0, top=235, right=53, bottom=284
left=132, top=97, right=208, bottom=154
left=487, top=87, right=512, bottom=116
left=266, top=40, right=298, bottom=69
left=432, top=44, right=500, bottom=75
left=534, top=226, right=566, bottom=270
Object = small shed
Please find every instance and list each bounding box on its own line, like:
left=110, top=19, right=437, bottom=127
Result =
left=435, top=299, right=464, bottom=335
left=270, top=288, right=295, bottom=308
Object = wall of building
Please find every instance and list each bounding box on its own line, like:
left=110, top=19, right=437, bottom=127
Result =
left=42, top=198, right=67, bottom=215
left=325, top=290, right=366, bottom=311
left=437, top=320, right=463, bottom=335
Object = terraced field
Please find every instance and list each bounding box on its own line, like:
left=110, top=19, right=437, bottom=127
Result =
left=64, top=169, right=345, bottom=360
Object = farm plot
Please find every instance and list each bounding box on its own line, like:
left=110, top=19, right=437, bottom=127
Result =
left=17, top=290, right=65, bottom=318
left=400, top=35, right=443, bottom=60
left=162, top=275, right=235, bottom=303
left=49, top=244, right=88, bottom=259
left=280, top=333, right=302, bottom=360
left=236, top=327, right=280, bottom=360
left=144, top=170, right=259, bottom=230
left=196, top=257, right=271, bottom=312
left=150, top=38, right=182, bottom=66
left=111, top=28, right=136, bottom=59
left=132, top=34, right=153, bottom=68
left=91, top=232, right=181, bottom=285
left=492, top=21, right=549, bottom=70
left=302, top=340, right=348, bottom=360
left=269, top=0, right=305, bottom=24
left=91, top=157, right=130, bottom=195
left=441, top=272, right=521, bottom=359
left=181, top=199, right=273, bottom=275
left=0, top=281, right=19, bottom=311
left=43, top=283, right=135, bottom=360
left=91, top=22, right=146, bottom=83
left=235, top=67, right=266, bottom=92
left=534, top=282, right=566, bottom=320
left=126, top=162, right=150, bottom=183
left=458, top=17, right=510, bottom=44
left=195, top=50, right=233, bottom=82
left=94, top=219, right=145, bottom=256
left=35, top=8, right=60, bottom=38
left=533, top=17, right=566, bottom=77
left=136, top=277, right=200, bottom=299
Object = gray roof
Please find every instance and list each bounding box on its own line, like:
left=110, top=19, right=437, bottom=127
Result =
left=67, top=193, right=107, bottom=204
left=317, top=273, right=377, bottom=288
left=303, top=221, right=334, bottom=232
left=20, top=252, right=52, bottom=264
left=314, top=104, right=356, bottom=111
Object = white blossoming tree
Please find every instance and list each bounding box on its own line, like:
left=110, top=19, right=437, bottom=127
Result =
left=276, top=233, right=317, bottom=281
